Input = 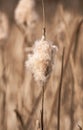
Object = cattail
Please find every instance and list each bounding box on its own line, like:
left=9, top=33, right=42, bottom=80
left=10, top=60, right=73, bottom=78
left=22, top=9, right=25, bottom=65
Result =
left=14, top=0, right=38, bottom=26
left=0, top=12, right=9, bottom=40
left=25, top=2, right=58, bottom=130
left=25, top=0, right=58, bottom=84
left=25, top=35, right=57, bottom=84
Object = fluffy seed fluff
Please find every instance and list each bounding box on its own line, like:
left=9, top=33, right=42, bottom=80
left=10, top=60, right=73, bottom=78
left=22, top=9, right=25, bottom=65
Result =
left=25, top=36, right=58, bottom=84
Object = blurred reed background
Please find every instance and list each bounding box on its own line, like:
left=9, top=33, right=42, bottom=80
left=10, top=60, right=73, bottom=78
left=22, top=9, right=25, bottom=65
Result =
left=0, top=0, right=83, bottom=130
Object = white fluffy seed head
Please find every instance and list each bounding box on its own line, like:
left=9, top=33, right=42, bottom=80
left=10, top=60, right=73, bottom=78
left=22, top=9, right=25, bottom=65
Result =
left=25, top=36, right=58, bottom=84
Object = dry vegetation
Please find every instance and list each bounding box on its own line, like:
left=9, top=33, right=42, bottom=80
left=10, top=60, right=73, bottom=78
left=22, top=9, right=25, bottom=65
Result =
left=0, top=0, right=83, bottom=130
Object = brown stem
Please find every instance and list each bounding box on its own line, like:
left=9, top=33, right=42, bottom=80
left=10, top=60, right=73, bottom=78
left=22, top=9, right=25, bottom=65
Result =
left=64, top=19, right=83, bottom=72
left=14, top=109, right=24, bottom=130
left=42, top=0, right=46, bottom=39
left=57, top=48, right=65, bottom=130
left=41, top=85, right=44, bottom=130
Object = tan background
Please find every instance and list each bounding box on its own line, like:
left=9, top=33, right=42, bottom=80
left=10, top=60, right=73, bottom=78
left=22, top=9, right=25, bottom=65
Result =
left=0, top=0, right=83, bottom=130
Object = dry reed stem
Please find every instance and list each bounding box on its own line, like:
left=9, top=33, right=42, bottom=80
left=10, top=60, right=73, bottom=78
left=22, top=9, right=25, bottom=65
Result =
left=61, top=13, right=83, bottom=130
left=57, top=48, right=65, bottom=130
left=14, top=109, right=24, bottom=130
left=24, top=82, right=48, bottom=129
left=78, top=124, right=82, bottom=130
left=63, top=16, right=83, bottom=130
left=59, top=8, right=81, bottom=71
left=41, top=84, right=44, bottom=130
left=64, top=19, right=83, bottom=72
left=15, top=84, right=47, bottom=130
left=69, top=58, right=75, bottom=130
left=73, top=19, right=83, bottom=63
left=47, top=88, right=58, bottom=130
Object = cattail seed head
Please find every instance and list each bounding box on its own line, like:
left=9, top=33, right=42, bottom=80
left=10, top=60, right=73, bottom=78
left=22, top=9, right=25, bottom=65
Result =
left=25, top=36, right=57, bottom=84
left=14, top=0, right=38, bottom=26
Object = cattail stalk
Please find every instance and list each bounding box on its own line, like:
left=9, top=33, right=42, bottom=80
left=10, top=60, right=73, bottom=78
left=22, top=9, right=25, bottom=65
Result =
left=41, top=84, right=44, bottom=130
left=42, top=0, right=46, bottom=39
left=41, top=1, right=45, bottom=130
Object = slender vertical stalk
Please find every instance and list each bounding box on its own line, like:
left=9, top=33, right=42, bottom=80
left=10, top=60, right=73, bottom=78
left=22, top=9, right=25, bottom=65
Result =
left=41, top=85, right=44, bottom=130
left=42, top=0, right=46, bottom=39
left=57, top=48, right=65, bottom=130
left=41, top=0, right=46, bottom=128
